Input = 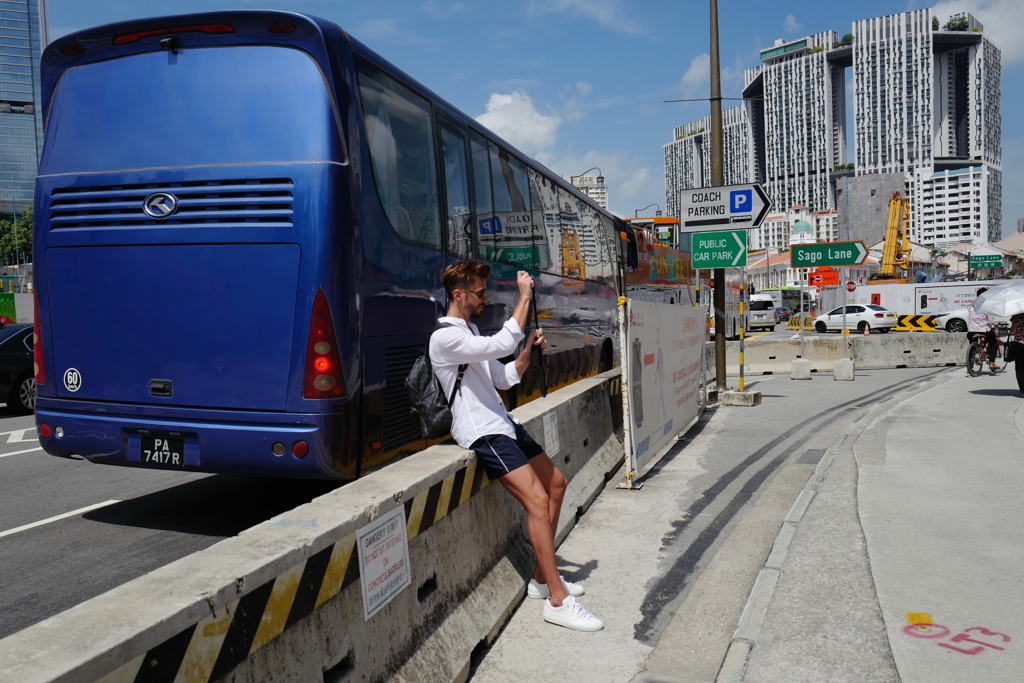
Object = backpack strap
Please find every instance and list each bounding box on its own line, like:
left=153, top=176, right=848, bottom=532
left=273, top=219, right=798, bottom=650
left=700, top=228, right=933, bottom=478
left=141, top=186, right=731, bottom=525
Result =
left=434, top=321, right=469, bottom=408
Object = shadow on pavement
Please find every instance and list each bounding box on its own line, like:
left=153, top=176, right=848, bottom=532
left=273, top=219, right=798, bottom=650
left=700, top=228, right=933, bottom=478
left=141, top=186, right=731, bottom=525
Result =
left=969, top=388, right=1022, bottom=398
left=82, top=475, right=347, bottom=537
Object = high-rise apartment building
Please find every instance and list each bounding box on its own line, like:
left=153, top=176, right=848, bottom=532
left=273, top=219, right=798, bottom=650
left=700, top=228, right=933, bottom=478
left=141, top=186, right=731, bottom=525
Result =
left=0, top=0, right=47, bottom=208
left=663, top=105, right=754, bottom=220
left=745, top=31, right=849, bottom=214
left=567, top=174, right=608, bottom=210
left=852, top=10, right=1001, bottom=247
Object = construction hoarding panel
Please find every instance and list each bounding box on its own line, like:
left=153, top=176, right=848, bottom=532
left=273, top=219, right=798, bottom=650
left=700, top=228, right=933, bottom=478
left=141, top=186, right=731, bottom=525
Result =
left=621, top=299, right=705, bottom=476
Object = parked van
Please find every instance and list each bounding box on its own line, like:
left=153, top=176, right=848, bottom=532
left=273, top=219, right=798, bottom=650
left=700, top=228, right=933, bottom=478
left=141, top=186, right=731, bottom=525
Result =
left=748, top=294, right=777, bottom=331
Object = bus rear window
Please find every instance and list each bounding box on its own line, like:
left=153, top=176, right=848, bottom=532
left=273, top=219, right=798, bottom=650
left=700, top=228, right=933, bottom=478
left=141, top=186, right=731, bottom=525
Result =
left=40, top=46, right=339, bottom=175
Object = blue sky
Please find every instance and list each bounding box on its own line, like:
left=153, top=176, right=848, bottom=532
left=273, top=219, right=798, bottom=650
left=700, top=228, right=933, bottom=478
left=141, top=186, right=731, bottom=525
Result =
left=47, top=0, right=1023, bottom=236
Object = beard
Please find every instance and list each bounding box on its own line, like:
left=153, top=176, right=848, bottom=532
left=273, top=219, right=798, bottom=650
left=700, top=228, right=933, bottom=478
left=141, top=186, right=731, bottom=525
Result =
left=470, top=306, right=484, bottom=319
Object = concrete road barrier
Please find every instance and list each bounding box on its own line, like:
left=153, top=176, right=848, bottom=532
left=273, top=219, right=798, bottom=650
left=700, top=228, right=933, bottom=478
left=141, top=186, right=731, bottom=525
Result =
left=0, top=372, right=624, bottom=683
left=720, top=334, right=968, bottom=376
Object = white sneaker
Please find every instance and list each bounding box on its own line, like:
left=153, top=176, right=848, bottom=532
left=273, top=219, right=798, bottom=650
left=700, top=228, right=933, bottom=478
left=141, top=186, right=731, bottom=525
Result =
left=543, top=595, right=604, bottom=631
left=527, top=575, right=585, bottom=599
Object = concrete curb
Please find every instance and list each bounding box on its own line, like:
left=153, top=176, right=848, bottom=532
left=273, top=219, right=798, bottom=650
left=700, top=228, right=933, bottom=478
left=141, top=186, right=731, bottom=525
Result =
left=712, top=369, right=953, bottom=683
left=0, top=371, right=625, bottom=683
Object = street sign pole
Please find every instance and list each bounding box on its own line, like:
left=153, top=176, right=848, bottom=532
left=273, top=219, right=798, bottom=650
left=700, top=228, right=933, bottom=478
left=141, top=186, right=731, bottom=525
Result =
left=843, top=267, right=849, bottom=358
left=710, top=0, right=726, bottom=397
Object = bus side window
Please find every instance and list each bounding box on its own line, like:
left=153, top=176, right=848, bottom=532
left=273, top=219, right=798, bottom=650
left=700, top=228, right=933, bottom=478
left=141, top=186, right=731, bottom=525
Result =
left=469, top=131, right=492, bottom=256
left=479, top=145, right=536, bottom=268
left=355, top=59, right=440, bottom=249
left=528, top=168, right=560, bottom=276
left=439, top=124, right=472, bottom=259
left=556, top=187, right=585, bottom=279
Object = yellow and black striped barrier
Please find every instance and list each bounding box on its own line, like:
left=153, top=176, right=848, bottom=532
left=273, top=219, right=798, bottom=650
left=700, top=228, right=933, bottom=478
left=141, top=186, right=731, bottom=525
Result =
left=99, top=461, right=495, bottom=683
left=895, top=314, right=937, bottom=332
left=786, top=315, right=815, bottom=331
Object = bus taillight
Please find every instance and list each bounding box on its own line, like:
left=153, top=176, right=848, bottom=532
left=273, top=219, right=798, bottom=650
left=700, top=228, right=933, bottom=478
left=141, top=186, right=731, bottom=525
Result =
left=303, top=288, right=344, bottom=399
left=33, top=293, right=44, bottom=385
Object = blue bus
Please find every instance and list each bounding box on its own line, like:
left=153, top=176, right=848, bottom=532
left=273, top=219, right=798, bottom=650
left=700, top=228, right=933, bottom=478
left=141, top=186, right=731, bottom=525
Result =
left=33, top=11, right=622, bottom=479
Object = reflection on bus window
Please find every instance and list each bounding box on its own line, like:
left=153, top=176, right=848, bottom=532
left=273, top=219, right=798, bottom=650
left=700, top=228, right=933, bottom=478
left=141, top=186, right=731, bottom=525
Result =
left=440, top=126, right=471, bottom=259
left=356, top=59, right=440, bottom=249
left=477, top=145, right=540, bottom=268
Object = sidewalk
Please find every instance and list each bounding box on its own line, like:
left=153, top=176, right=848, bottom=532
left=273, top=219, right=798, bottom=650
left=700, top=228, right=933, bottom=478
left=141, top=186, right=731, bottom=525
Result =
left=743, top=367, right=1024, bottom=682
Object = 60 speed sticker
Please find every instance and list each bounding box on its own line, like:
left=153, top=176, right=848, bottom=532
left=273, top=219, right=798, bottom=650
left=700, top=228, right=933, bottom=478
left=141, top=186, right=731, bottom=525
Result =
left=63, top=368, right=82, bottom=392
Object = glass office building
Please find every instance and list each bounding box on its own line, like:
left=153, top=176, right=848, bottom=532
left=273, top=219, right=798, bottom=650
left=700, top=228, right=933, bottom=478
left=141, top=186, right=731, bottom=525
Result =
left=0, top=0, right=47, bottom=208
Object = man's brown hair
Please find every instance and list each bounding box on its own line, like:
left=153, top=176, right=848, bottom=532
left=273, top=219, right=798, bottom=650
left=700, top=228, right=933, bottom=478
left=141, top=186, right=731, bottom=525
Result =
left=442, top=261, right=491, bottom=297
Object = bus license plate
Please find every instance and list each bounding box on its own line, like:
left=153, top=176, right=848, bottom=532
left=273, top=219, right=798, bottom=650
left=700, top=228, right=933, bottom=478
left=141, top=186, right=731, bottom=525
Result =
left=141, top=435, right=186, bottom=467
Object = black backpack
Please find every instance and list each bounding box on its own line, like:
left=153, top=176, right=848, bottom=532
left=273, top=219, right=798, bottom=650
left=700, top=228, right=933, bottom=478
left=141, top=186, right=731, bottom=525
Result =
left=405, top=323, right=468, bottom=440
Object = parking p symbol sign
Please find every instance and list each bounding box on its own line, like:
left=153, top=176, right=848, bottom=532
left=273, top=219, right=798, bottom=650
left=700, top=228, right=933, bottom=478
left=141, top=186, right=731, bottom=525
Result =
left=730, top=189, right=752, bottom=214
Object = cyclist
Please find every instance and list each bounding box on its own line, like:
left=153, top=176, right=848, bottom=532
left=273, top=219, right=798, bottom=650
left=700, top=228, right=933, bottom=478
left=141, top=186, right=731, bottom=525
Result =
left=967, top=287, right=999, bottom=373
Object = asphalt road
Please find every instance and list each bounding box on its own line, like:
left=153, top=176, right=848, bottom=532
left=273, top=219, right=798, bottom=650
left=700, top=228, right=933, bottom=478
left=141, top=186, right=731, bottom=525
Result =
left=734, top=323, right=951, bottom=344
left=0, top=413, right=348, bottom=639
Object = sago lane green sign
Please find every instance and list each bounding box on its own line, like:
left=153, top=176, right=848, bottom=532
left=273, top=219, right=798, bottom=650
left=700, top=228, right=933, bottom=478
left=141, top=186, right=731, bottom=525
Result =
left=791, top=241, right=869, bottom=268
left=970, top=254, right=1001, bottom=268
left=691, top=230, right=747, bottom=269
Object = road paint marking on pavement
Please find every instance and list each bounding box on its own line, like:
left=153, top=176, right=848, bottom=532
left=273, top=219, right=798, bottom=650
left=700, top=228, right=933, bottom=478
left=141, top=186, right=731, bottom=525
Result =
left=907, top=612, right=932, bottom=624
left=6, top=428, right=37, bottom=443
left=0, top=426, right=36, bottom=437
left=0, top=446, right=42, bottom=459
left=0, top=499, right=120, bottom=538
left=902, top=620, right=1011, bottom=656
left=746, top=331, right=771, bottom=340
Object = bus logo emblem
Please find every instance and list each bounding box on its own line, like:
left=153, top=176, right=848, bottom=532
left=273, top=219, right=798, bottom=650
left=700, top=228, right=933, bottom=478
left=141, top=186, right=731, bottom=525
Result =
left=143, top=192, right=178, bottom=219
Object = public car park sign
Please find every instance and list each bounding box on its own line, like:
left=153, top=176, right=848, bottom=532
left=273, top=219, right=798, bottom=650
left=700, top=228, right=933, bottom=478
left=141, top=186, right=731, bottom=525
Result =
left=691, top=230, right=747, bottom=269
left=791, top=241, right=869, bottom=268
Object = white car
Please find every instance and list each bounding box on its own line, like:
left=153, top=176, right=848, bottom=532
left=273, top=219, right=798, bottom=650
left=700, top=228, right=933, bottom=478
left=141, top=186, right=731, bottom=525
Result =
left=813, top=304, right=898, bottom=333
left=931, top=309, right=968, bottom=333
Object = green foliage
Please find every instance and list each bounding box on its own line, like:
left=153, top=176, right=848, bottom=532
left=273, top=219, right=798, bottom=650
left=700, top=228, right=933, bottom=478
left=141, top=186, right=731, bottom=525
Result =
left=810, top=45, right=824, bottom=54
left=840, top=33, right=853, bottom=46
left=832, top=163, right=855, bottom=172
left=0, top=207, right=32, bottom=264
left=943, top=16, right=969, bottom=31
left=932, top=16, right=939, bottom=31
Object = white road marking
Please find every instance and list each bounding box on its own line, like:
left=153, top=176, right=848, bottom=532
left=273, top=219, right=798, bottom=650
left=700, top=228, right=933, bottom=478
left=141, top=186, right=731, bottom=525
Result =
left=7, top=428, right=37, bottom=443
left=0, top=446, right=42, bottom=459
left=0, top=426, right=37, bottom=437
left=0, top=499, right=120, bottom=539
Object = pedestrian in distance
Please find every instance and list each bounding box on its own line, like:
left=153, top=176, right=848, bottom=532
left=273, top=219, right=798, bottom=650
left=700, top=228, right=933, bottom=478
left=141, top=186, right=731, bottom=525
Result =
left=1010, top=311, right=1024, bottom=398
left=431, top=260, right=604, bottom=631
left=967, top=287, right=1000, bottom=373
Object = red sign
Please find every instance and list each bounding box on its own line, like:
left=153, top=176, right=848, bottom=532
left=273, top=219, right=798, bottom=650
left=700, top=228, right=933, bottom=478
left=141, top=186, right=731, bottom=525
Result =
left=808, top=267, right=839, bottom=286
left=846, top=281, right=857, bottom=293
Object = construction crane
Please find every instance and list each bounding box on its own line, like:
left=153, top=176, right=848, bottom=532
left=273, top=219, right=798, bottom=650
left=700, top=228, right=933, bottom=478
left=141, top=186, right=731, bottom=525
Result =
left=871, top=192, right=912, bottom=281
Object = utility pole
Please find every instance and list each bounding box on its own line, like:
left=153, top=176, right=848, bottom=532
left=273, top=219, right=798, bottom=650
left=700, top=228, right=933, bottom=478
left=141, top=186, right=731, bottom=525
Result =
left=710, top=0, right=726, bottom=396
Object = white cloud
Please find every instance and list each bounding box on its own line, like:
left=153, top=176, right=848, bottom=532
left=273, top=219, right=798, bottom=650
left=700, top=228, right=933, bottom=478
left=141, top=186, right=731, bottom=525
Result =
left=527, top=0, right=643, bottom=35
left=536, top=150, right=656, bottom=215
left=680, top=53, right=710, bottom=97
left=576, top=81, right=593, bottom=97
left=932, top=0, right=1024, bottom=64
left=783, top=14, right=802, bottom=34
left=476, top=91, right=562, bottom=155
left=561, top=81, right=594, bottom=122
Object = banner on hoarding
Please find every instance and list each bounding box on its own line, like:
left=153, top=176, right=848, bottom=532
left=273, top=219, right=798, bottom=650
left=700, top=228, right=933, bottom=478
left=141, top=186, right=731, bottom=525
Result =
left=620, top=299, right=705, bottom=483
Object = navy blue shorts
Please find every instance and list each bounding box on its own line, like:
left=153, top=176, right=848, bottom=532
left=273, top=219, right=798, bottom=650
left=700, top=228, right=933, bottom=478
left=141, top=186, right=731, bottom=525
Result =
left=469, top=422, right=546, bottom=480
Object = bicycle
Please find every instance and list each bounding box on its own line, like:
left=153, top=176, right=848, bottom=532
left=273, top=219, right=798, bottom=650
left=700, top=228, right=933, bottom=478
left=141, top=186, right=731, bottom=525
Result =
left=966, top=324, right=1010, bottom=377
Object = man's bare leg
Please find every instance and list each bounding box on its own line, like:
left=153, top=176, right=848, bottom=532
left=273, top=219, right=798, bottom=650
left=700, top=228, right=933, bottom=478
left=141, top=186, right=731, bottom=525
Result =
left=526, top=454, right=567, bottom=584
left=498, top=463, right=569, bottom=606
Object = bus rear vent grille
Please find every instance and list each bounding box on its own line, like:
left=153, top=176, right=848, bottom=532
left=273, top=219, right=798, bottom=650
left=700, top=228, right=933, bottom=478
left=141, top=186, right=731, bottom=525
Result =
left=383, top=344, right=425, bottom=452
left=48, top=178, right=294, bottom=229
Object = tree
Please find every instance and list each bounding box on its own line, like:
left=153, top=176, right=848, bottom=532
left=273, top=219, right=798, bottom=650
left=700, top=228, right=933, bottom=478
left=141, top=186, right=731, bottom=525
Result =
left=943, top=16, right=969, bottom=31
left=0, top=207, right=32, bottom=265
left=840, top=33, right=854, bottom=46
left=932, top=16, right=939, bottom=31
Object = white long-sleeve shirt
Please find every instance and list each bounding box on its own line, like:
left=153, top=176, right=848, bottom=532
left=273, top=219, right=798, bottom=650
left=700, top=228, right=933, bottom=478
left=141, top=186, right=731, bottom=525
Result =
left=429, top=316, right=524, bottom=448
left=968, top=306, right=995, bottom=332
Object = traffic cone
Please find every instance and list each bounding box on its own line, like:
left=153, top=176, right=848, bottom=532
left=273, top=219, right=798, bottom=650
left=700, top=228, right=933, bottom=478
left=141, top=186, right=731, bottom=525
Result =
left=863, top=327, right=870, bottom=337
left=908, top=327, right=914, bottom=336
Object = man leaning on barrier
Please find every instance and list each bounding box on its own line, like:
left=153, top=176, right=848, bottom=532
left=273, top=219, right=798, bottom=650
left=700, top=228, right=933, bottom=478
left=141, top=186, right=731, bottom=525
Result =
left=430, top=260, right=604, bottom=632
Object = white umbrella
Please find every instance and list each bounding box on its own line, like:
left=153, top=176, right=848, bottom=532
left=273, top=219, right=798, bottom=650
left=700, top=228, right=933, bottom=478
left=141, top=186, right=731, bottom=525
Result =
left=973, top=281, right=1024, bottom=318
